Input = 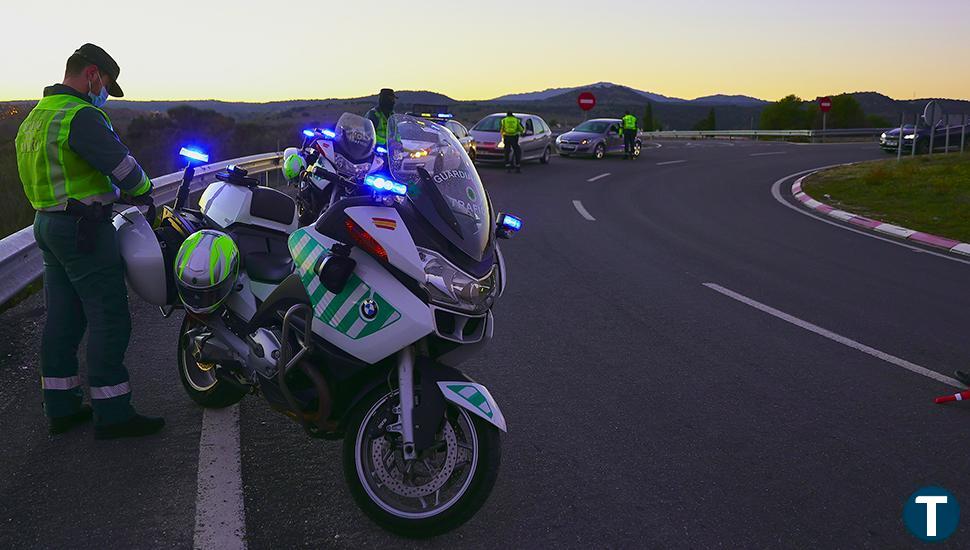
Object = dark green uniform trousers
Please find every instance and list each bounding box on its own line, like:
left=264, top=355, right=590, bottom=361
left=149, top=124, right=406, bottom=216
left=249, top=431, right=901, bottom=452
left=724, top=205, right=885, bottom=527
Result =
left=33, top=212, right=135, bottom=425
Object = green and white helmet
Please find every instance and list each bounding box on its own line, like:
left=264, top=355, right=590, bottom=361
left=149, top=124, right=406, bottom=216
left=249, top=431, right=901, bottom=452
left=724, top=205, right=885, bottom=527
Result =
left=282, top=150, right=307, bottom=181
left=174, top=229, right=240, bottom=314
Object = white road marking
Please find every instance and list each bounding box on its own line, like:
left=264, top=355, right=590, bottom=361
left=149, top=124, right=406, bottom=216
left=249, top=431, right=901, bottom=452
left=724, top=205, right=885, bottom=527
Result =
left=656, top=160, right=686, bottom=166
left=703, top=283, right=963, bottom=388
left=572, top=200, right=596, bottom=221
left=770, top=167, right=970, bottom=266
left=750, top=151, right=788, bottom=157
left=587, top=172, right=611, bottom=182
left=194, top=405, right=247, bottom=550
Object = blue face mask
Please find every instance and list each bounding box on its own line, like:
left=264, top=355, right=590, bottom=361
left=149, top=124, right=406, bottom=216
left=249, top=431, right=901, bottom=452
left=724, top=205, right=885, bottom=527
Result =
left=88, top=72, right=109, bottom=108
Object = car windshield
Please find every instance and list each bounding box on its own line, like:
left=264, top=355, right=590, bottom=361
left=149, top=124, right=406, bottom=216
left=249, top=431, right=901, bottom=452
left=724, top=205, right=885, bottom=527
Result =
left=387, top=115, right=493, bottom=261
left=573, top=121, right=611, bottom=133
left=472, top=115, right=505, bottom=132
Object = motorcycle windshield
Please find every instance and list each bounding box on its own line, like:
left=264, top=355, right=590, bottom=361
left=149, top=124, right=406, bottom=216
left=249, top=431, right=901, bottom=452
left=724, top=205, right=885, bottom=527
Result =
left=387, top=115, right=492, bottom=261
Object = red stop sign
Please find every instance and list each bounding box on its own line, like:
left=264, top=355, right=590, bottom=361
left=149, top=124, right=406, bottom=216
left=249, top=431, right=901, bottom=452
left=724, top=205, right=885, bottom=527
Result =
left=577, top=91, right=596, bottom=111
left=819, top=97, right=832, bottom=113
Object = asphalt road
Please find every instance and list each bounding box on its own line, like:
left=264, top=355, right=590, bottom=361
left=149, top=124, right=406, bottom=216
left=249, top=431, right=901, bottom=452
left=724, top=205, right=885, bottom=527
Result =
left=3, top=139, right=969, bottom=548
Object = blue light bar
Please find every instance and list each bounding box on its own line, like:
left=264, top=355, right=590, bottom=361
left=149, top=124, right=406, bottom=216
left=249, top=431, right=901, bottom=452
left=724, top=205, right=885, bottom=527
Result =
left=321, top=129, right=336, bottom=139
left=364, top=175, right=407, bottom=196
left=179, top=147, right=209, bottom=163
left=437, top=113, right=453, bottom=118
left=499, top=213, right=522, bottom=231
left=376, top=146, right=388, bottom=154
left=303, top=129, right=315, bottom=137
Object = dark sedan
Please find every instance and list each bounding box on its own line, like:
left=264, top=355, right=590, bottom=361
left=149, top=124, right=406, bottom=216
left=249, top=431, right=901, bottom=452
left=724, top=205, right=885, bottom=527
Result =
left=880, top=123, right=969, bottom=154
left=556, top=118, right=641, bottom=159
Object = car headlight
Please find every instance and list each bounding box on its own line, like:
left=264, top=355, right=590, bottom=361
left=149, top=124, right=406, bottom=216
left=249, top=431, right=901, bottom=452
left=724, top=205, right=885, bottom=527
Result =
left=580, top=139, right=589, bottom=145
left=904, top=134, right=916, bottom=140
left=418, top=248, right=497, bottom=314
left=880, top=132, right=887, bottom=139
left=556, top=135, right=562, bottom=143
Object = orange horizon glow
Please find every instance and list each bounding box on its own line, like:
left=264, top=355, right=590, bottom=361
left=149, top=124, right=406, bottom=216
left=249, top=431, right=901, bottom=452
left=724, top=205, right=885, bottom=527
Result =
left=3, top=0, right=969, bottom=103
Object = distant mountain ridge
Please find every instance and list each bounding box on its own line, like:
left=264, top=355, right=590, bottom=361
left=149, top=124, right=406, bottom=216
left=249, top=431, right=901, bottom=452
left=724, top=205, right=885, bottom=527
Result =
left=490, top=82, right=767, bottom=106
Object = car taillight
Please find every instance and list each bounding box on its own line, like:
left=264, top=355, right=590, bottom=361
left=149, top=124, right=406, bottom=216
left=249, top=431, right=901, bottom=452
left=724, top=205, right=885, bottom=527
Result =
left=344, top=218, right=388, bottom=262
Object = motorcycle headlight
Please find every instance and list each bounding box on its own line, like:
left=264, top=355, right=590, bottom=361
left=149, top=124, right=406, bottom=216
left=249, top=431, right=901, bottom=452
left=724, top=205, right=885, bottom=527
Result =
left=418, top=248, right=497, bottom=314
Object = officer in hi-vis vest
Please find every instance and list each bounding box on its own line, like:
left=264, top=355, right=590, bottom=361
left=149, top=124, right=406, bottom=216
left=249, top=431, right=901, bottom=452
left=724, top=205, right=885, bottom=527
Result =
left=500, top=112, right=525, bottom=173
left=365, top=88, right=397, bottom=147
left=621, top=111, right=638, bottom=160
left=15, top=44, right=165, bottom=439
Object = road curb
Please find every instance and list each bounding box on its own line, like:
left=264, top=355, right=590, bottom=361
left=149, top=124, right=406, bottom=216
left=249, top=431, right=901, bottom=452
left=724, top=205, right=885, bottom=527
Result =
left=791, top=171, right=970, bottom=258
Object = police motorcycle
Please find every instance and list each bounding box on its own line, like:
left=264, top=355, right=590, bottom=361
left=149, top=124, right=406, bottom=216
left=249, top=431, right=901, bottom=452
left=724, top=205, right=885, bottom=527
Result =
left=112, top=112, right=523, bottom=537
left=283, top=115, right=389, bottom=226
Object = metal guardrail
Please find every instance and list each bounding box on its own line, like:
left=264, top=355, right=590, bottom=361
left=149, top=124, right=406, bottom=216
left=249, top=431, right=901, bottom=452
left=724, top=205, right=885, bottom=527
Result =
left=0, top=151, right=283, bottom=307
left=641, top=128, right=889, bottom=139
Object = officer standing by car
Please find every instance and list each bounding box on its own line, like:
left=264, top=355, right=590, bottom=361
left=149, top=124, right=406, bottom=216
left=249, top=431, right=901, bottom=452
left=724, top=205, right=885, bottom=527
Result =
left=621, top=111, right=638, bottom=159
left=15, top=44, right=165, bottom=439
left=500, top=112, right=525, bottom=173
left=365, top=88, right=396, bottom=148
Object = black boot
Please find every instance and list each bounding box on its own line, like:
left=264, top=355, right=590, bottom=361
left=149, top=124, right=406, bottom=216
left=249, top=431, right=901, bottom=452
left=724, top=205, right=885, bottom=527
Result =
left=49, top=404, right=93, bottom=435
left=955, top=370, right=970, bottom=386
left=95, top=413, right=166, bottom=440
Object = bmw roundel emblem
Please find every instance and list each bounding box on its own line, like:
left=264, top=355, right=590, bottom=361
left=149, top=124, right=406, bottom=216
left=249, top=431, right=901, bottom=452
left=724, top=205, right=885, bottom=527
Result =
left=360, top=299, right=379, bottom=321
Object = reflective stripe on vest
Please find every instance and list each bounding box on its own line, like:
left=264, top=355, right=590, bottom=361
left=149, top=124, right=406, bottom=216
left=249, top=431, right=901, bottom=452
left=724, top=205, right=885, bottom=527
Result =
left=15, top=94, right=113, bottom=210
left=622, top=115, right=637, bottom=130
left=501, top=116, right=521, bottom=136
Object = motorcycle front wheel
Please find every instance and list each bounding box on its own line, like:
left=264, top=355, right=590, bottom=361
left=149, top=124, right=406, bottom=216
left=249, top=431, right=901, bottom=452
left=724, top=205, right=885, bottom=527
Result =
left=342, top=387, right=501, bottom=538
left=176, top=316, right=247, bottom=408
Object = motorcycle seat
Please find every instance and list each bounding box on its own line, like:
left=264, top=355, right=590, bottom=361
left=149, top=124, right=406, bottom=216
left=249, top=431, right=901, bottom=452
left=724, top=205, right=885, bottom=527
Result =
left=245, top=252, right=294, bottom=284
left=250, top=187, right=296, bottom=227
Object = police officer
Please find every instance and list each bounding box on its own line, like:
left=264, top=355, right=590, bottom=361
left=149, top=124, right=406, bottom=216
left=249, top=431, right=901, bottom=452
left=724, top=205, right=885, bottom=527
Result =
left=365, top=88, right=396, bottom=149
left=15, top=44, right=165, bottom=439
left=621, top=111, right=638, bottom=159
left=500, top=112, right=525, bottom=173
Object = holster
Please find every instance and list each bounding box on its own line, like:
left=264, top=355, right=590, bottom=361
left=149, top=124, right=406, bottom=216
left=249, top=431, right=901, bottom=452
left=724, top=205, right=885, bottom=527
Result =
left=65, top=199, right=112, bottom=254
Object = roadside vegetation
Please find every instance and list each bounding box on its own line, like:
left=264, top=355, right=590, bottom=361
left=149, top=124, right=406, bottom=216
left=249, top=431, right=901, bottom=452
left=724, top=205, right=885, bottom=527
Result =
left=760, top=93, right=890, bottom=130
left=804, top=153, right=970, bottom=242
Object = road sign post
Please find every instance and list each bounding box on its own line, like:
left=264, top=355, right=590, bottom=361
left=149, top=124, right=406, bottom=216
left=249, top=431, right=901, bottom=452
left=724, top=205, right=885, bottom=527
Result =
left=962, top=113, right=967, bottom=153
left=897, top=113, right=904, bottom=161
left=819, top=97, right=832, bottom=143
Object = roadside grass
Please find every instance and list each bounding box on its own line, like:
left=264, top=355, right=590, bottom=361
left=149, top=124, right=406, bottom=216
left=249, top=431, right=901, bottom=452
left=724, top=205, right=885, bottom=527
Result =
left=804, top=153, right=970, bottom=243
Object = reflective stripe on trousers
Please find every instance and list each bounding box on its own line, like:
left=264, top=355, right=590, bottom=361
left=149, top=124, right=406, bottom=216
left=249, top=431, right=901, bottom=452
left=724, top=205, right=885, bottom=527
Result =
left=90, top=381, right=131, bottom=400
left=41, top=376, right=82, bottom=390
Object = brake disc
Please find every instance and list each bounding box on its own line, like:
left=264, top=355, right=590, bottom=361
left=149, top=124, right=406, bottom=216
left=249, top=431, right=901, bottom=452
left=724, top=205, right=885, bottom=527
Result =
left=369, top=421, right=459, bottom=498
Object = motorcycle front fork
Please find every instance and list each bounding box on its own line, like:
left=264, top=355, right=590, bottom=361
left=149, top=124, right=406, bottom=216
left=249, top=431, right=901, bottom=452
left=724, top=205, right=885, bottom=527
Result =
left=396, top=346, right=418, bottom=460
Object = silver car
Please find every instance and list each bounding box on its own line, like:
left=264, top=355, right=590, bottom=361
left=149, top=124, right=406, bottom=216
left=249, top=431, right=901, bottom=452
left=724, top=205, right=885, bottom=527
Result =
left=556, top=118, right=641, bottom=159
left=469, top=113, right=554, bottom=164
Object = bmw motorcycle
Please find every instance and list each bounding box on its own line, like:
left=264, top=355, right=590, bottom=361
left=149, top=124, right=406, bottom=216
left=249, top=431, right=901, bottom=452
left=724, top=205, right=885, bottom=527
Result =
left=112, top=113, right=522, bottom=537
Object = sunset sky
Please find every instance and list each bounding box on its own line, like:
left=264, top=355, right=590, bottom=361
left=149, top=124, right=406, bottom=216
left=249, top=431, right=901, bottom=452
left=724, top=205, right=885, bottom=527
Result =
left=3, top=0, right=969, bottom=102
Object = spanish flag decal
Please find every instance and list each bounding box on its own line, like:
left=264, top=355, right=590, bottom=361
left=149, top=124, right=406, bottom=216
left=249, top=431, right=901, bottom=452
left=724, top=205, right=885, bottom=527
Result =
left=373, top=218, right=397, bottom=230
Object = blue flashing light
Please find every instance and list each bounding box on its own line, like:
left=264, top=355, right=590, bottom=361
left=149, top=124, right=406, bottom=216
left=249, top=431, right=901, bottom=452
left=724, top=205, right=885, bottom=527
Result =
left=179, top=147, right=209, bottom=163
left=499, top=213, right=522, bottom=231
left=321, top=129, right=336, bottom=139
left=364, top=175, right=408, bottom=196
left=376, top=146, right=388, bottom=154
left=437, top=113, right=453, bottom=118
left=303, top=129, right=315, bottom=137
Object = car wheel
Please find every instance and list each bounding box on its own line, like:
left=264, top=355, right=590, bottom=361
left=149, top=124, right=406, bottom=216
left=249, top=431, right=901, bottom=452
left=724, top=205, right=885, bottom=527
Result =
left=593, top=143, right=605, bottom=160
left=539, top=147, right=551, bottom=164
